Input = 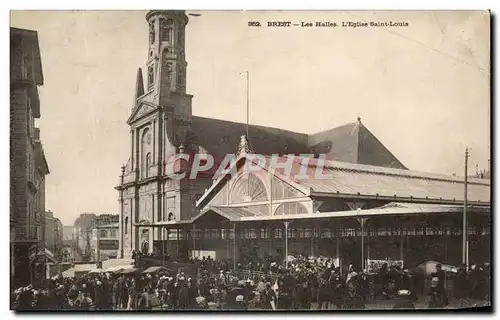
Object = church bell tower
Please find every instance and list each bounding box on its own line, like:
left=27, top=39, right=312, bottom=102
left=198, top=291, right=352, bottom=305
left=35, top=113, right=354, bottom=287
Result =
left=144, top=10, right=192, bottom=147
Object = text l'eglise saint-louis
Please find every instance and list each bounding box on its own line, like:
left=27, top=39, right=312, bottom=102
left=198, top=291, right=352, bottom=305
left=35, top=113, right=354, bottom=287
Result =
left=341, top=21, right=409, bottom=28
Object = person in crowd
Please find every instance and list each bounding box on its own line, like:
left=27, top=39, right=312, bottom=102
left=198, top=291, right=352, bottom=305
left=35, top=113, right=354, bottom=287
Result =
left=137, top=287, right=151, bottom=310
left=431, top=263, right=447, bottom=306
left=428, top=276, right=444, bottom=309
left=392, top=290, right=415, bottom=309
left=127, top=278, right=137, bottom=310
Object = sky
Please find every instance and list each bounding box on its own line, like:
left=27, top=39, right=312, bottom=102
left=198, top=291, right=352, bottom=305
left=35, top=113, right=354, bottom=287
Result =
left=10, top=10, right=490, bottom=225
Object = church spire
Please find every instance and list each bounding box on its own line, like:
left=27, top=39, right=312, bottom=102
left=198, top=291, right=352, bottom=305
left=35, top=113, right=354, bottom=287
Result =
left=134, top=67, right=144, bottom=101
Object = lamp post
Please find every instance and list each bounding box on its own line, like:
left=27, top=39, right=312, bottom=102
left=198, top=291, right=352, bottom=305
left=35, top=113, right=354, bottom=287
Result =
left=463, top=148, right=470, bottom=268
left=162, top=227, right=165, bottom=266
left=283, top=221, right=290, bottom=268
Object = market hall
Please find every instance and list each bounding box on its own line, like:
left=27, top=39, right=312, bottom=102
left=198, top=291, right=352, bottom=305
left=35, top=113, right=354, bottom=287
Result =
left=142, top=144, right=490, bottom=273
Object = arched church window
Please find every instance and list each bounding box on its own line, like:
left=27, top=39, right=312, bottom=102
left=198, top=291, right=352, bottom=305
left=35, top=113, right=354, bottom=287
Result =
left=168, top=212, right=174, bottom=221
left=161, top=19, right=173, bottom=42
left=124, top=216, right=128, bottom=235
left=149, top=22, right=155, bottom=44
left=141, top=128, right=151, bottom=179
left=146, top=153, right=151, bottom=177
left=230, top=173, right=268, bottom=204
left=148, top=66, right=154, bottom=87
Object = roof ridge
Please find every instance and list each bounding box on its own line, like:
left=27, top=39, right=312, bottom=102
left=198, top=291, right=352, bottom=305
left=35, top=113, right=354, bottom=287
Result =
left=308, top=121, right=359, bottom=137
left=288, top=155, right=489, bottom=186
left=192, top=115, right=308, bottom=136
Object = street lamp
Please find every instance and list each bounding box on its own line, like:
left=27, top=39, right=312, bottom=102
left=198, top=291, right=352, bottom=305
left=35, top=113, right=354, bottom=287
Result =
left=162, top=226, right=166, bottom=266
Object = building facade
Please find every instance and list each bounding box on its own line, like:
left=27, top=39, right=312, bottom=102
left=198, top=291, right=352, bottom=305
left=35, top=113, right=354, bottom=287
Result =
left=44, top=210, right=64, bottom=260
left=72, top=213, right=119, bottom=262
left=116, top=10, right=408, bottom=259
left=10, top=27, right=50, bottom=288
left=92, top=223, right=119, bottom=261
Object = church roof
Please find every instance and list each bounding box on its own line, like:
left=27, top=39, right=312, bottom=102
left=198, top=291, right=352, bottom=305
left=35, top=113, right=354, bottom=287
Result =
left=191, top=116, right=407, bottom=170
left=190, top=116, right=310, bottom=160
left=308, top=119, right=407, bottom=169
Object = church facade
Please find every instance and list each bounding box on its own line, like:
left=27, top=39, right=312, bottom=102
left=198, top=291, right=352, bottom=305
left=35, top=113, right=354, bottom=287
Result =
left=115, top=10, right=409, bottom=259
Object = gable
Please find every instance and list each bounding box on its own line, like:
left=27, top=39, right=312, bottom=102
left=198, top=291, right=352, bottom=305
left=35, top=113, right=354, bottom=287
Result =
left=357, top=124, right=407, bottom=169
left=200, top=156, right=311, bottom=211
left=308, top=121, right=407, bottom=169
left=127, top=101, right=158, bottom=124
left=308, top=122, right=359, bottom=163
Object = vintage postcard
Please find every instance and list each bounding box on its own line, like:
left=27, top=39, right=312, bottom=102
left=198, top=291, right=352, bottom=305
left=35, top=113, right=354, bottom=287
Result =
left=10, top=10, right=490, bottom=311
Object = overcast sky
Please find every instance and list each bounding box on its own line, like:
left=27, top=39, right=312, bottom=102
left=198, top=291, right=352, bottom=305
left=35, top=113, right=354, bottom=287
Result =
left=10, top=10, right=490, bottom=225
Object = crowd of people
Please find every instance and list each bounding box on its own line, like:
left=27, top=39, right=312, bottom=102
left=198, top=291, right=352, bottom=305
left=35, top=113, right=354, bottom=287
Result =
left=11, top=253, right=490, bottom=311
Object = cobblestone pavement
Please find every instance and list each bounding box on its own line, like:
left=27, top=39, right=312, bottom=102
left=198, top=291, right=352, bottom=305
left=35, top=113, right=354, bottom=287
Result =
left=310, top=298, right=490, bottom=310
left=149, top=298, right=490, bottom=311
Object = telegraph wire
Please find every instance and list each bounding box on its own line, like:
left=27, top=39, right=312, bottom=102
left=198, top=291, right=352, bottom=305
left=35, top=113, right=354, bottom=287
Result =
left=344, top=11, right=490, bottom=77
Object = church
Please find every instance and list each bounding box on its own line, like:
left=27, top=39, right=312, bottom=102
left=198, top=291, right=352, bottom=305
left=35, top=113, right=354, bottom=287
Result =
left=115, top=11, right=490, bottom=269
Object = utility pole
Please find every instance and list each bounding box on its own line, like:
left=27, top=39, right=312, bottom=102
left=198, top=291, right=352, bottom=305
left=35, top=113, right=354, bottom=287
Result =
left=462, top=147, right=470, bottom=268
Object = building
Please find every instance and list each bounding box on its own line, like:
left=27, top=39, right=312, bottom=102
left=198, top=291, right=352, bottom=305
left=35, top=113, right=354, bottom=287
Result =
left=73, top=213, right=97, bottom=261
left=92, top=223, right=119, bottom=261
left=63, top=225, right=74, bottom=241
left=44, top=210, right=64, bottom=260
left=115, top=10, right=409, bottom=259
left=10, top=27, right=50, bottom=288
left=73, top=213, right=119, bottom=262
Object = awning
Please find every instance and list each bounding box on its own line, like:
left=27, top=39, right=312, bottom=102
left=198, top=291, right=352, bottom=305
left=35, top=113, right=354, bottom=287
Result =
left=89, top=268, right=104, bottom=274
left=119, top=267, right=141, bottom=275
left=142, top=266, right=173, bottom=274
left=29, top=248, right=57, bottom=263
left=105, top=265, right=133, bottom=273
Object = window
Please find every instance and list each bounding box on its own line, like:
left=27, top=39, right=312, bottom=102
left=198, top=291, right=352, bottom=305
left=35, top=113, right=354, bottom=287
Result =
left=274, top=202, right=308, bottom=216
left=274, top=229, right=283, bottom=239
left=191, top=229, right=201, bottom=240
left=149, top=22, right=155, bottom=44
left=320, top=228, right=332, bottom=238
left=230, top=173, right=268, bottom=203
left=148, top=66, right=154, bottom=87
left=110, top=230, right=117, bottom=238
left=100, top=230, right=107, bottom=238
left=261, top=228, right=271, bottom=239
left=249, top=229, right=257, bottom=239
left=161, top=19, right=173, bottom=42
left=304, top=228, right=313, bottom=238
left=125, top=217, right=128, bottom=235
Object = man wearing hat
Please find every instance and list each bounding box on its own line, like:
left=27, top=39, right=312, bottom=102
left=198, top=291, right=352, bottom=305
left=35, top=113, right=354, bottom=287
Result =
left=261, top=283, right=277, bottom=310
left=177, top=275, right=189, bottom=310
left=428, top=276, right=444, bottom=309
left=431, top=264, right=447, bottom=306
